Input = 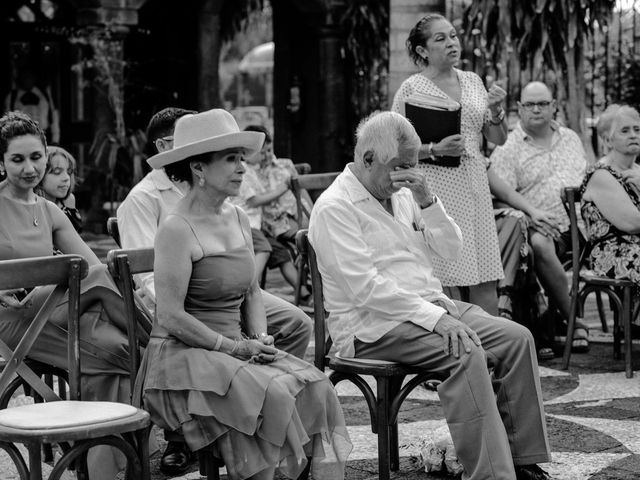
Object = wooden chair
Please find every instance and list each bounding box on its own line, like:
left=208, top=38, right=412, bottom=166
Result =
left=0, top=254, right=151, bottom=479
left=296, top=230, right=446, bottom=480
left=107, top=216, right=121, bottom=247
left=106, top=247, right=224, bottom=480
left=561, top=187, right=636, bottom=378
left=289, top=172, right=340, bottom=305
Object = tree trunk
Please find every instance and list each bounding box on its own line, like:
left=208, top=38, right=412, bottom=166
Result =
left=198, top=0, right=222, bottom=109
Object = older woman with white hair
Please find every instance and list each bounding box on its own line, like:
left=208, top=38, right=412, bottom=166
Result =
left=137, top=109, right=351, bottom=480
left=581, top=104, right=640, bottom=291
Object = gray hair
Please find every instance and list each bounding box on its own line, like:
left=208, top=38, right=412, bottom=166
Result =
left=597, top=104, right=640, bottom=140
left=354, top=111, right=421, bottom=164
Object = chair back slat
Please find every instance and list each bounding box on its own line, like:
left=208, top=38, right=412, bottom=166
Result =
left=561, top=187, right=584, bottom=293
left=291, top=172, right=340, bottom=221
left=0, top=255, right=88, bottom=401
left=0, top=254, right=88, bottom=290
left=107, top=216, right=121, bottom=247
left=296, top=230, right=332, bottom=371
left=107, top=247, right=155, bottom=402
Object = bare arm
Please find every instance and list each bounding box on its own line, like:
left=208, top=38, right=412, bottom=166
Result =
left=583, top=169, right=640, bottom=234
left=49, top=202, right=101, bottom=265
left=246, top=183, right=288, bottom=208
left=487, top=167, right=561, bottom=237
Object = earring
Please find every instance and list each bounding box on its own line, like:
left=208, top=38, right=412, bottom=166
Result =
left=198, top=176, right=205, bottom=187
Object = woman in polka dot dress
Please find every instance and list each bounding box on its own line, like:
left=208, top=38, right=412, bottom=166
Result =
left=392, top=13, right=509, bottom=314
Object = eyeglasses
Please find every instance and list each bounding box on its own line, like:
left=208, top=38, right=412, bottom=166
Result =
left=520, top=101, right=552, bottom=111
left=160, top=136, right=174, bottom=142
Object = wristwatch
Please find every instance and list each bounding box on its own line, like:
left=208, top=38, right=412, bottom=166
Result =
left=489, top=107, right=505, bottom=125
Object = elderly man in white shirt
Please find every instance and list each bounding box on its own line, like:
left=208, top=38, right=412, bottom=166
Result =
left=309, top=111, right=552, bottom=480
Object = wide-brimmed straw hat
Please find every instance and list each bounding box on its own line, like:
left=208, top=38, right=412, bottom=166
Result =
left=146, top=108, right=265, bottom=169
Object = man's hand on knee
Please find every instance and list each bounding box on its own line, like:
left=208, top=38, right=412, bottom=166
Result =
left=433, top=314, right=482, bottom=357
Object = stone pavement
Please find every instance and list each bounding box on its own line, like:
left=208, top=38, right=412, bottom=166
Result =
left=0, top=234, right=637, bottom=479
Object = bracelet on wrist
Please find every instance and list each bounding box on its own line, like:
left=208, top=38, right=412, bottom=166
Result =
left=250, top=332, right=269, bottom=340
left=488, top=107, right=505, bottom=125
left=230, top=341, right=239, bottom=355
left=427, top=142, right=436, bottom=159
left=213, top=334, right=223, bottom=351
left=421, top=193, right=437, bottom=209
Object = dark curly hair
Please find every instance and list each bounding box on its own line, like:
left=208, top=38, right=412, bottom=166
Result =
left=406, top=13, right=447, bottom=67
left=0, top=110, right=47, bottom=157
left=164, top=151, right=214, bottom=186
left=145, top=107, right=197, bottom=154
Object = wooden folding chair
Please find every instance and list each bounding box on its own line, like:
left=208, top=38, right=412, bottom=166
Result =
left=296, top=230, right=446, bottom=480
left=289, top=172, right=340, bottom=305
left=561, top=187, right=636, bottom=378
left=107, top=247, right=224, bottom=480
left=107, top=216, right=121, bottom=247
left=0, top=254, right=151, bottom=479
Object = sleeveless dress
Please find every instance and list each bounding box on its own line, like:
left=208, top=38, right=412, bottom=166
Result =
left=0, top=195, right=132, bottom=480
left=580, top=164, right=640, bottom=288
left=392, top=69, right=504, bottom=286
left=139, top=207, right=351, bottom=479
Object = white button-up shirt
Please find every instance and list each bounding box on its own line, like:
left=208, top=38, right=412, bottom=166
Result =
left=308, top=164, right=463, bottom=357
left=116, top=168, right=184, bottom=302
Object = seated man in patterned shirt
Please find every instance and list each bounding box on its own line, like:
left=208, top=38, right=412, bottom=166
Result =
left=309, top=111, right=552, bottom=480
left=488, top=81, right=588, bottom=353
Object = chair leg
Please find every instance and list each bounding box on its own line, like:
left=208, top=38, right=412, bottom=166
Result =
left=376, top=377, right=391, bottom=480
left=561, top=289, right=581, bottom=370
left=294, top=258, right=306, bottom=306
left=613, top=304, right=622, bottom=360
left=388, top=377, right=402, bottom=472
left=27, top=442, right=42, bottom=480
left=596, top=291, right=608, bottom=333
left=623, top=286, right=633, bottom=379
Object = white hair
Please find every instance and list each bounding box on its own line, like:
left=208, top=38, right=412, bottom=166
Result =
left=354, top=111, right=421, bottom=164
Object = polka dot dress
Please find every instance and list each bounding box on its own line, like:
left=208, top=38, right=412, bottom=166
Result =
left=392, top=70, right=504, bottom=286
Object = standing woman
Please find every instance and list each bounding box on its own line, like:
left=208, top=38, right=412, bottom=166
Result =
left=392, top=13, right=508, bottom=314
left=0, top=111, right=147, bottom=479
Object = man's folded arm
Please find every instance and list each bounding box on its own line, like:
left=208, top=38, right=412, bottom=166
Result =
left=310, top=202, right=446, bottom=332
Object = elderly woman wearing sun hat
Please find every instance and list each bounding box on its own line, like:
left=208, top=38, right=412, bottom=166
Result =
left=136, top=109, right=351, bottom=480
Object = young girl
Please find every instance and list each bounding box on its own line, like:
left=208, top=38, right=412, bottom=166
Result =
left=36, top=145, right=83, bottom=232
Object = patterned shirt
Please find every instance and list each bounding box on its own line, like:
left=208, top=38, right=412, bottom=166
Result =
left=309, top=165, right=462, bottom=357
left=489, top=121, right=587, bottom=232
left=392, top=69, right=503, bottom=286
left=252, top=156, right=299, bottom=237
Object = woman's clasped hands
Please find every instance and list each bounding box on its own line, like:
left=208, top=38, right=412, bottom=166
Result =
left=230, top=335, right=279, bottom=364
left=0, top=288, right=35, bottom=309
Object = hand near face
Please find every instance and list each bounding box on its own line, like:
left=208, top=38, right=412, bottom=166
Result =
left=485, top=76, right=507, bottom=112
left=390, top=167, right=433, bottom=207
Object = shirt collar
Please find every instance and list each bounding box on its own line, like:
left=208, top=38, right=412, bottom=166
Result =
left=341, top=163, right=377, bottom=204
left=515, top=120, right=560, bottom=141
left=149, top=168, right=180, bottom=192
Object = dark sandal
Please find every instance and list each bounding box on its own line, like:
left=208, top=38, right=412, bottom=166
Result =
left=537, top=347, right=555, bottom=360
left=571, top=326, right=590, bottom=353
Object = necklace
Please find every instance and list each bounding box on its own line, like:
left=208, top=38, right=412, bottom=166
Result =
left=31, top=197, right=39, bottom=227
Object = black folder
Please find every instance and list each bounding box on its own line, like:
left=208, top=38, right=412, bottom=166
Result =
left=405, top=102, right=462, bottom=168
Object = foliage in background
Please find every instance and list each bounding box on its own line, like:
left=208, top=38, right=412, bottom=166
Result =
left=462, top=0, right=616, bottom=142
left=70, top=25, right=147, bottom=211
left=341, top=0, right=390, bottom=134
left=220, top=0, right=265, bottom=42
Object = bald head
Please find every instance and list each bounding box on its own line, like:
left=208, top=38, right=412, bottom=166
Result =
left=520, top=81, right=552, bottom=102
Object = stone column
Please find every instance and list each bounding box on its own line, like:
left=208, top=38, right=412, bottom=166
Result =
left=197, top=0, right=223, bottom=110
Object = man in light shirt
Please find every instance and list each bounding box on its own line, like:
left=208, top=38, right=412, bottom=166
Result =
left=489, top=81, right=588, bottom=352
left=117, top=107, right=312, bottom=475
left=309, top=111, right=551, bottom=480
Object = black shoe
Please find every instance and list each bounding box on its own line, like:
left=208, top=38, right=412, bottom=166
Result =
left=160, top=441, right=194, bottom=475
left=515, top=464, right=551, bottom=480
